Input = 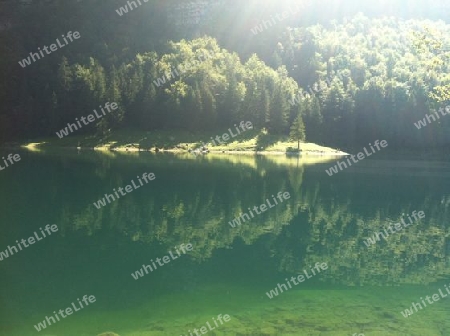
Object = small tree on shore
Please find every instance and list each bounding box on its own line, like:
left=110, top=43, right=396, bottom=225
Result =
left=289, top=114, right=306, bottom=151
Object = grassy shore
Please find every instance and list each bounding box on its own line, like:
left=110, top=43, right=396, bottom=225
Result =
left=12, top=128, right=348, bottom=156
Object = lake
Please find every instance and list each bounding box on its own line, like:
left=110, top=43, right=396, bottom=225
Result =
left=1, top=149, right=450, bottom=336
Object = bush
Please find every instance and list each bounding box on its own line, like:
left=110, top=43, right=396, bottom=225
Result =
left=286, top=147, right=300, bottom=153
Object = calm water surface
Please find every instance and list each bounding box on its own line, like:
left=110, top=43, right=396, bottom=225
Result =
left=1, top=149, right=450, bottom=336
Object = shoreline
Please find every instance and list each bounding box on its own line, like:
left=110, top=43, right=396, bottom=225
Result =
left=0, top=128, right=349, bottom=156
left=12, top=143, right=349, bottom=156
left=1, top=135, right=350, bottom=156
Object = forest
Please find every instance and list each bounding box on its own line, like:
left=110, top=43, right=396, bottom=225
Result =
left=1, top=0, right=450, bottom=150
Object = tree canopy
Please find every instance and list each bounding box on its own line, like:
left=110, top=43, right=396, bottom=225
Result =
left=1, top=1, right=450, bottom=150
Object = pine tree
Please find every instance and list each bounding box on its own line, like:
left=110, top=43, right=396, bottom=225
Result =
left=289, top=114, right=306, bottom=151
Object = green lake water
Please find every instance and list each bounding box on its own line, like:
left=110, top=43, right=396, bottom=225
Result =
left=1, top=149, right=450, bottom=336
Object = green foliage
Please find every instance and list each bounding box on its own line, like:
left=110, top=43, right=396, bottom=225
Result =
left=275, top=15, right=450, bottom=148
left=289, top=114, right=306, bottom=151
left=2, top=2, right=450, bottom=149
